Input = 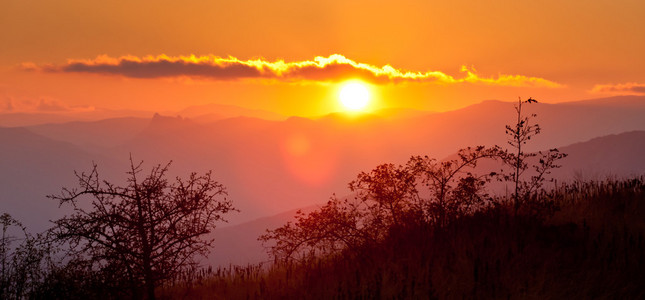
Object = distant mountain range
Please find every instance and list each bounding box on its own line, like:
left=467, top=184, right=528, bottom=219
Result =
left=553, top=130, right=645, bottom=180
left=1, top=95, right=645, bottom=266
left=177, top=103, right=286, bottom=122
left=0, top=127, right=119, bottom=230
left=0, top=109, right=157, bottom=127
left=0, top=102, right=286, bottom=127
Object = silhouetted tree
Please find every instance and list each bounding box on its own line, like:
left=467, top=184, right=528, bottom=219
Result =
left=501, top=97, right=566, bottom=212
left=259, top=196, right=372, bottom=263
left=0, top=213, right=49, bottom=300
left=349, top=163, right=423, bottom=230
left=261, top=146, right=502, bottom=262
left=261, top=163, right=430, bottom=262
left=50, top=158, right=235, bottom=300
left=408, top=146, right=502, bottom=225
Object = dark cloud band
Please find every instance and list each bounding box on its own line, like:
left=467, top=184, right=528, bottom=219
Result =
left=25, top=54, right=563, bottom=87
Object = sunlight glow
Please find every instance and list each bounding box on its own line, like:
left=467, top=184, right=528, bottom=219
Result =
left=339, top=81, right=370, bottom=111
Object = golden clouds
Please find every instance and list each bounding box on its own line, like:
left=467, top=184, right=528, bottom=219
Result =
left=25, top=54, right=562, bottom=88
left=459, top=66, right=563, bottom=88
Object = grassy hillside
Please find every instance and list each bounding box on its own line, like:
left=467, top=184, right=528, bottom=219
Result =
left=167, top=178, right=645, bottom=299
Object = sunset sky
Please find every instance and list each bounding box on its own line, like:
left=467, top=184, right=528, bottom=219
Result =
left=1, top=0, right=644, bottom=117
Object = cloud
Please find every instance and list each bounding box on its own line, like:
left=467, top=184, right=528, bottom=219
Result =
left=36, top=98, right=71, bottom=112
left=591, top=82, right=645, bottom=95
left=0, top=95, right=95, bottom=114
left=25, top=54, right=563, bottom=88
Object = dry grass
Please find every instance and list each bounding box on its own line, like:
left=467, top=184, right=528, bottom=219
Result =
left=163, top=178, right=645, bottom=299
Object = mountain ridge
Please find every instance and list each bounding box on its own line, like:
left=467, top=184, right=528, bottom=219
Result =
left=4, top=95, right=645, bottom=231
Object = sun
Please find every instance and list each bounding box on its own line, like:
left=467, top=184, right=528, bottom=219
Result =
left=339, top=81, right=370, bottom=111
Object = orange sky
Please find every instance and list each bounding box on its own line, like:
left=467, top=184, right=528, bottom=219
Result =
left=1, top=0, right=644, bottom=117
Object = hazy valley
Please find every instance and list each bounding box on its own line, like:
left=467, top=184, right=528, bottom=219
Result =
left=2, top=95, right=645, bottom=268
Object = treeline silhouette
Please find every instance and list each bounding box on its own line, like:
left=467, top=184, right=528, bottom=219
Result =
left=1, top=98, right=644, bottom=299
left=174, top=177, right=645, bottom=299
left=4, top=177, right=644, bottom=299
